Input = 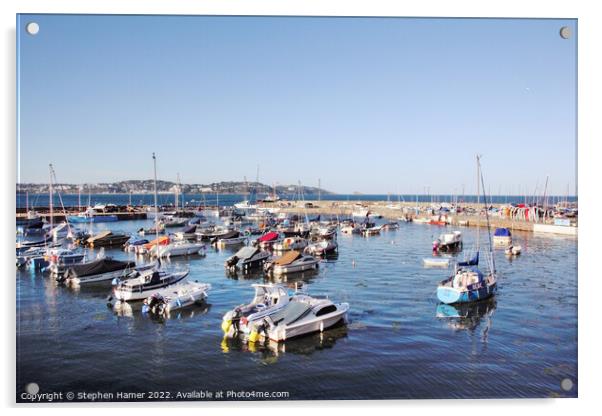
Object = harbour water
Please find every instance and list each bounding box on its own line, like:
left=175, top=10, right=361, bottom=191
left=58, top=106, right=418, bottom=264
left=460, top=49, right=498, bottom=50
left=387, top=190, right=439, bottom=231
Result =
left=16, top=219, right=577, bottom=401
left=16, top=193, right=578, bottom=209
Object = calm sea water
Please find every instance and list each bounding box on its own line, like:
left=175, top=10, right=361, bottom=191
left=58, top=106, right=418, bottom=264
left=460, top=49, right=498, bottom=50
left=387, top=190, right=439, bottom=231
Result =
left=16, top=193, right=578, bottom=208
left=16, top=219, right=577, bottom=401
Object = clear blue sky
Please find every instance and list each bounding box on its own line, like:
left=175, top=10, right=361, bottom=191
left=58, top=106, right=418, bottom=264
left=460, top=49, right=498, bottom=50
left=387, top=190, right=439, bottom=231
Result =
left=17, top=15, right=577, bottom=195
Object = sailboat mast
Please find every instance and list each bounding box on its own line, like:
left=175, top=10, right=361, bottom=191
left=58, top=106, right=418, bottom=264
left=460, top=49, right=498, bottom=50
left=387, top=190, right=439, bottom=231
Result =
left=152, top=153, right=159, bottom=247
left=476, top=156, right=480, bottom=251
left=477, top=155, right=496, bottom=274
left=49, top=164, right=54, bottom=230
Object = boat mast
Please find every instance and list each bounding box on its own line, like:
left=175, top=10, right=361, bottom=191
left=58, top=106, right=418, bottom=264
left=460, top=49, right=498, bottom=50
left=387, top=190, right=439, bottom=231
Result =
left=48, top=164, right=54, bottom=231
left=477, top=155, right=496, bottom=275
left=318, top=178, right=321, bottom=202
left=153, top=153, right=159, bottom=251
left=476, top=156, right=480, bottom=253
left=175, top=173, right=181, bottom=213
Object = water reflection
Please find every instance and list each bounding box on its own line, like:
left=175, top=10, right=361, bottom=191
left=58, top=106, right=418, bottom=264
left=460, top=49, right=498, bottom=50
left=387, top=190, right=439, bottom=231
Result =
left=436, top=298, right=497, bottom=336
left=221, top=325, right=348, bottom=362
left=110, top=299, right=211, bottom=322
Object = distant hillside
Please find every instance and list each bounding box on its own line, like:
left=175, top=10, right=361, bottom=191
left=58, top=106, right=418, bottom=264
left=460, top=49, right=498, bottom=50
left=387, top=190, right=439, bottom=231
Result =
left=17, top=180, right=334, bottom=196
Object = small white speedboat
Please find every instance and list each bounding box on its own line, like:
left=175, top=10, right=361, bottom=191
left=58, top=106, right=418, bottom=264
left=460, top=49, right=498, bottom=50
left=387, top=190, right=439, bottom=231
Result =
left=142, top=281, right=211, bottom=316
left=111, top=268, right=190, bottom=302
left=304, top=240, right=338, bottom=256
left=152, top=241, right=206, bottom=258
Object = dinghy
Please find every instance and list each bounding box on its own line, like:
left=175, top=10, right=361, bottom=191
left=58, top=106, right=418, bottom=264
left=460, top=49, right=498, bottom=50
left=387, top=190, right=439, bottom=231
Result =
left=505, top=245, right=522, bottom=256
left=422, top=258, right=450, bottom=267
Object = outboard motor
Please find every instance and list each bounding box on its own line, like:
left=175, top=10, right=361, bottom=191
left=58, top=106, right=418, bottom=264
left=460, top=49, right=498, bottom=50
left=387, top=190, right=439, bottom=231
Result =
left=226, top=255, right=239, bottom=269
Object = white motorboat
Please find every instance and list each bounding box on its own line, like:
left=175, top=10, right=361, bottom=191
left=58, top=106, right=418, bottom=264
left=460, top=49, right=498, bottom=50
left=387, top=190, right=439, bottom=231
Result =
left=152, top=241, right=206, bottom=258
left=433, top=231, right=463, bottom=253
left=304, top=240, right=338, bottom=256
left=111, top=268, right=190, bottom=302
left=361, top=224, right=382, bottom=236
left=142, top=281, right=211, bottom=316
left=263, top=250, right=320, bottom=275
left=216, top=236, right=248, bottom=248
left=272, top=236, right=308, bottom=252
left=247, top=294, right=349, bottom=342
left=222, top=284, right=292, bottom=336
left=224, top=246, right=271, bottom=272
left=173, top=224, right=198, bottom=241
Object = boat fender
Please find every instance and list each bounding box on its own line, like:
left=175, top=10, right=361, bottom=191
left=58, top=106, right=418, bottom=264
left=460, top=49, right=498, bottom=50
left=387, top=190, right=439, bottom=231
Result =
left=221, top=319, right=232, bottom=334
left=248, top=329, right=260, bottom=343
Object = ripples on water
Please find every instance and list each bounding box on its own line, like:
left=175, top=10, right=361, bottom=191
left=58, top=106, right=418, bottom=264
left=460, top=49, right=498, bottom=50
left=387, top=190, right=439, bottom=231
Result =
left=16, top=221, right=577, bottom=400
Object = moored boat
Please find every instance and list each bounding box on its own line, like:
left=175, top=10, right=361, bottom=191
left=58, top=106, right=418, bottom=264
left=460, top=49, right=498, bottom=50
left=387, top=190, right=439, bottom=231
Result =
left=272, top=236, right=309, bottom=252
left=111, top=268, right=190, bottom=302
left=433, top=231, right=463, bottom=253
left=225, top=246, right=270, bottom=272
left=58, top=257, right=136, bottom=285
left=142, top=281, right=211, bottom=316
left=246, top=294, right=349, bottom=343
left=493, top=228, right=512, bottom=246
left=84, top=230, right=130, bottom=248
left=263, top=250, right=320, bottom=275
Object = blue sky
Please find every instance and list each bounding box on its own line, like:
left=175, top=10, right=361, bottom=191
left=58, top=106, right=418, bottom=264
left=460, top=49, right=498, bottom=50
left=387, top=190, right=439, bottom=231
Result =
left=17, top=15, right=577, bottom=195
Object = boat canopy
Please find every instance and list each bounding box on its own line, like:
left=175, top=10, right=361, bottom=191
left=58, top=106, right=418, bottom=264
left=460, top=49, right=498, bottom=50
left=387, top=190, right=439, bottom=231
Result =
left=458, top=252, right=479, bottom=267
left=144, top=236, right=170, bottom=250
left=67, top=258, right=134, bottom=277
left=220, top=230, right=240, bottom=240
left=273, top=250, right=302, bottom=266
left=181, top=224, right=196, bottom=234
left=258, top=231, right=279, bottom=242
left=269, top=301, right=312, bottom=326
left=494, top=228, right=512, bottom=237
left=86, top=230, right=112, bottom=243
left=130, top=239, right=149, bottom=246
left=234, top=246, right=260, bottom=260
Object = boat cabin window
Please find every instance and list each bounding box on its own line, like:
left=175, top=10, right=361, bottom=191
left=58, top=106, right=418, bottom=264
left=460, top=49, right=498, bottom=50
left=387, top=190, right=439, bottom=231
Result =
left=315, top=304, right=337, bottom=316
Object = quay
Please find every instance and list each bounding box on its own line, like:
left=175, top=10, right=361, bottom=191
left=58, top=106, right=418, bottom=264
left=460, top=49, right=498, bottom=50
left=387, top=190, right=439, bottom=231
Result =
left=16, top=200, right=577, bottom=235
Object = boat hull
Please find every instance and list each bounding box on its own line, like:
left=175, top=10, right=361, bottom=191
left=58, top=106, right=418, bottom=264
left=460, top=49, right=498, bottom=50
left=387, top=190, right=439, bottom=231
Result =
left=437, top=282, right=497, bottom=304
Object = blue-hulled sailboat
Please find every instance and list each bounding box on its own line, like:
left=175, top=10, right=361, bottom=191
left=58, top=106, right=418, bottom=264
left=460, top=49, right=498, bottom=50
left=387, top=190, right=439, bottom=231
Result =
left=437, top=155, right=497, bottom=305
